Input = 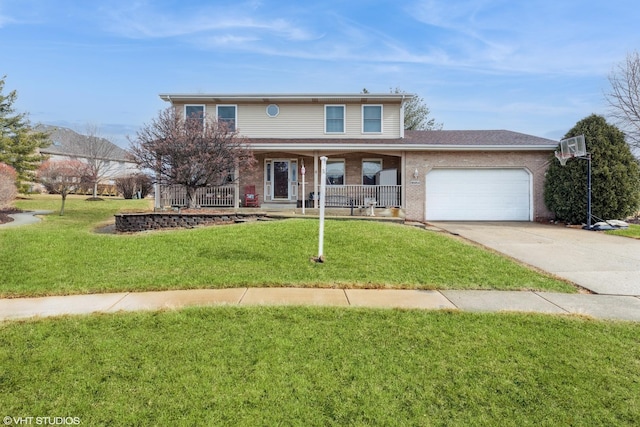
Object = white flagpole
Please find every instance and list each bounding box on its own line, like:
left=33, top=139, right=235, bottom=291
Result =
left=317, top=156, right=327, bottom=262
left=301, top=160, right=306, bottom=215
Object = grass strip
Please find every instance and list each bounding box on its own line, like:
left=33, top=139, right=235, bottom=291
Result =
left=1, top=306, right=639, bottom=426
left=607, top=223, right=640, bottom=239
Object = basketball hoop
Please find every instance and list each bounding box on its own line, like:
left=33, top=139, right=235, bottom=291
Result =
left=555, top=150, right=571, bottom=166
left=555, top=135, right=586, bottom=167
left=555, top=134, right=594, bottom=230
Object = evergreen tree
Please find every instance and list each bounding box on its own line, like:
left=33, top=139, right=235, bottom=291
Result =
left=393, top=88, right=443, bottom=130
left=544, top=114, right=640, bottom=224
left=0, top=76, right=50, bottom=192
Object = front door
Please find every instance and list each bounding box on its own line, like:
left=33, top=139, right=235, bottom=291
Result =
left=273, top=160, right=290, bottom=199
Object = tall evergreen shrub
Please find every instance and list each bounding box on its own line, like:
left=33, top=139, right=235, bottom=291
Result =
left=544, top=114, right=640, bottom=224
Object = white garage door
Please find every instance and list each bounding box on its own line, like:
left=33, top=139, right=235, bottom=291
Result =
left=425, top=168, right=531, bottom=221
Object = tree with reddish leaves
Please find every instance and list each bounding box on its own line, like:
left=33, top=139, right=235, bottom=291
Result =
left=38, top=159, right=91, bottom=215
left=129, top=107, right=256, bottom=209
left=0, top=162, right=17, bottom=208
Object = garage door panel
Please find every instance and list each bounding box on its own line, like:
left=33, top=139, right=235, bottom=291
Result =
left=426, top=169, right=531, bottom=221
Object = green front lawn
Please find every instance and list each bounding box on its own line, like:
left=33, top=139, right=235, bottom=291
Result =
left=1, top=307, right=639, bottom=425
left=0, top=195, right=575, bottom=297
left=607, top=223, right=640, bottom=239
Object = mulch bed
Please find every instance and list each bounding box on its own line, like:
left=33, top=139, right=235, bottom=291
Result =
left=0, top=207, right=23, bottom=225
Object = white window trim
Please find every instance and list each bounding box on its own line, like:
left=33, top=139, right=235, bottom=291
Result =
left=216, top=104, right=237, bottom=130
left=362, top=104, right=383, bottom=134
left=362, top=158, right=383, bottom=185
left=184, top=104, right=205, bottom=120
left=324, top=104, right=346, bottom=134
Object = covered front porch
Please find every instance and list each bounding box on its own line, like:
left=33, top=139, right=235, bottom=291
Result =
left=251, top=151, right=405, bottom=210
left=157, top=151, right=408, bottom=212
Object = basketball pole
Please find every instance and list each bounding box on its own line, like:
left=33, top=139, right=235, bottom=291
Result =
left=586, top=153, right=592, bottom=230
left=557, top=135, right=594, bottom=230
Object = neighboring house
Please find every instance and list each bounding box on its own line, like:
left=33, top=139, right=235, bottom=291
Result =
left=38, top=125, right=139, bottom=191
left=158, top=93, right=557, bottom=222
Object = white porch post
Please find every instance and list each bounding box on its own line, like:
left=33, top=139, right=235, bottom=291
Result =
left=154, top=181, right=161, bottom=210
left=234, top=165, right=240, bottom=209
left=313, top=152, right=319, bottom=209
left=401, top=151, right=406, bottom=209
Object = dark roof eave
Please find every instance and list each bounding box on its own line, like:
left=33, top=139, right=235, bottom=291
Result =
left=159, top=93, right=411, bottom=104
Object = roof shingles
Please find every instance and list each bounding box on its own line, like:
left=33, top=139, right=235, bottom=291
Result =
left=248, top=130, right=558, bottom=148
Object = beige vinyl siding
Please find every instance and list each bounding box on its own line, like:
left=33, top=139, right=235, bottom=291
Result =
left=173, top=102, right=403, bottom=139
left=238, top=103, right=325, bottom=137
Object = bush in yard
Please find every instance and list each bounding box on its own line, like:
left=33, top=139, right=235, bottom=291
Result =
left=544, top=114, right=640, bottom=224
left=0, top=162, right=17, bottom=208
left=115, top=175, right=136, bottom=199
left=116, top=173, right=152, bottom=199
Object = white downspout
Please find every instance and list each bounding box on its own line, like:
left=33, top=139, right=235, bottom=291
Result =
left=400, top=94, right=406, bottom=139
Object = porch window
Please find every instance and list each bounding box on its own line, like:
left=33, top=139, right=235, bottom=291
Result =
left=185, top=105, right=205, bottom=126
left=326, top=159, right=345, bottom=185
left=362, top=105, right=382, bottom=133
left=217, top=105, right=237, bottom=131
left=325, top=105, right=345, bottom=133
left=362, top=159, right=382, bottom=185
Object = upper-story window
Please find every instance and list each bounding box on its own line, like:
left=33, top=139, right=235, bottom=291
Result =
left=217, top=105, right=237, bottom=131
left=185, top=105, right=205, bottom=126
left=362, top=105, right=382, bottom=133
left=325, top=105, right=345, bottom=133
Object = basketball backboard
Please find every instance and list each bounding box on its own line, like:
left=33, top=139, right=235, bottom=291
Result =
left=559, top=135, right=586, bottom=158
left=555, top=135, right=586, bottom=166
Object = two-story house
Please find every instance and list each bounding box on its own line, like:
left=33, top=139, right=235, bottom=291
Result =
left=158, top=93, right=557, bottom=222
left=38, top=125, right=140, bottom=195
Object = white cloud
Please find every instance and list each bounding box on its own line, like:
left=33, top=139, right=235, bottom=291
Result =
left=100, top=2, right=318, bottom=42
left=0, top=14, right=10, bottom=27
left=405, top=0, right=639, bottom=76
left=205, top=35, right=261, bottom=47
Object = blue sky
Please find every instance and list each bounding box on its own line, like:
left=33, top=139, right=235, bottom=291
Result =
left=1, top=0, right=639, bottom=147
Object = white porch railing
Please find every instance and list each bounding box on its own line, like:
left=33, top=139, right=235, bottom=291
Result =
left=160, top=185, right=236, bottom=207
left=322, top=185, right=401, bottom=207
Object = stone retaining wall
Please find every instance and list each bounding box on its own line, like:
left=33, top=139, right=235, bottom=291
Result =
left=115, top=212, right=266, bottom=232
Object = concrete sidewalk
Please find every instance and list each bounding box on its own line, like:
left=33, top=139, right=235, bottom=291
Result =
left=2, top=288, right=640, bottom=322
left=0, top=210, right=53, bottom=228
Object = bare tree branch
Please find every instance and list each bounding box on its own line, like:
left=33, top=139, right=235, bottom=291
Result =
left=38, top=159, right=91, bottom=215
left=129, top=107, right=256, bottom=208
left=606, top=51, right=640, bottom=150
left=67, top=124, right=119, bottom=198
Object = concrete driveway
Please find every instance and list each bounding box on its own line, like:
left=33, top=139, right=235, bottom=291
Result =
left=429, top=222, right=640, bottom=296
